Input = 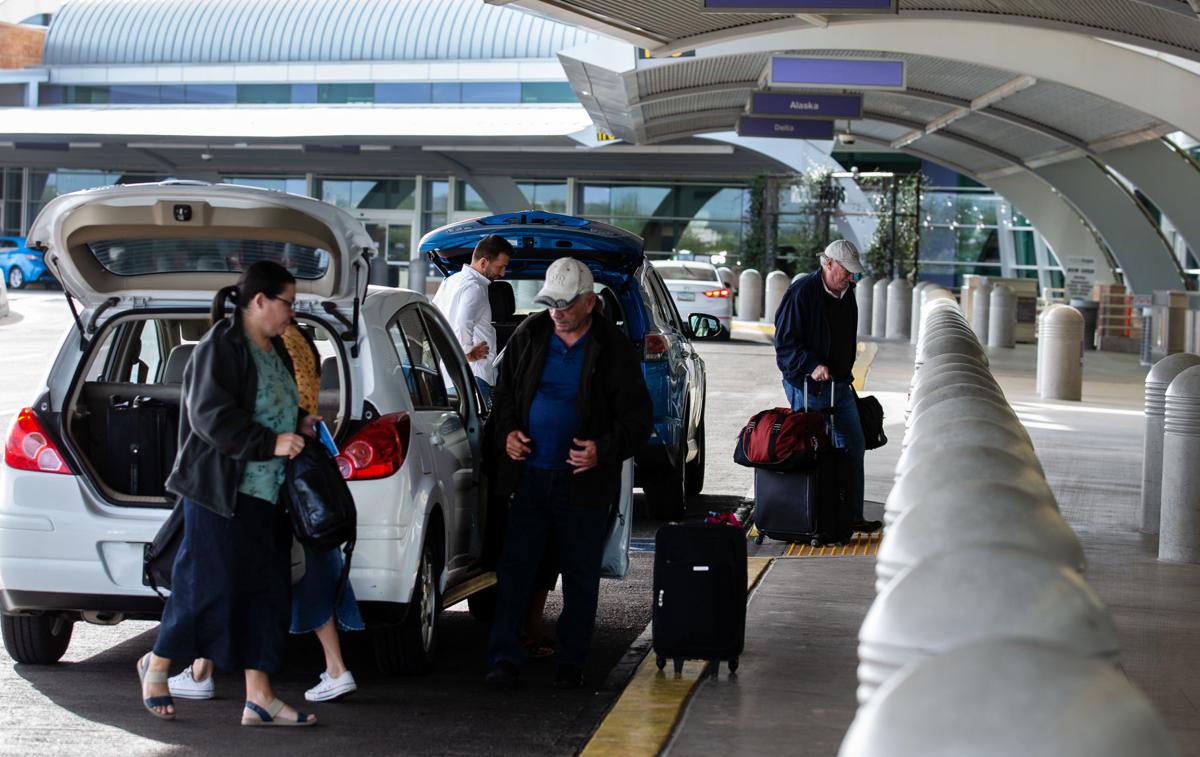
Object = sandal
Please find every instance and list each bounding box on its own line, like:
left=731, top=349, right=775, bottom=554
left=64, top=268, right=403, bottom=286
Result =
left=137, top=653, right=176, bottom=720
left=241, top=698, right=316, bottom=727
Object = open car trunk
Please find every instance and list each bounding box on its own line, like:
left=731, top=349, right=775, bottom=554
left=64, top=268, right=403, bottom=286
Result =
left=64, top=311, right=349, bottom=507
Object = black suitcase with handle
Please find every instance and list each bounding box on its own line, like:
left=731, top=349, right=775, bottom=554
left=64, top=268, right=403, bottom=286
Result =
left=752, top=451, right=853, bottom=546
left=652, top=522, right=747, bottom=675
left=104, top=395, right=178, bottom=496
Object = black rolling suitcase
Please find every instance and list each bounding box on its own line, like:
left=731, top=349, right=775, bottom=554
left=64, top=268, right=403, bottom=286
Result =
left=753, top=451, right=853, bottom=546
left=104, top=396, right=178, bottom=496
left=652, top=523, right=747, bottom=675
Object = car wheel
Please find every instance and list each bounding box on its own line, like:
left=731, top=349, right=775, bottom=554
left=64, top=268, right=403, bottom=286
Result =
left=7, top=267, right=23, bottom=290
left=1, top=612, right=73, bottom=664
left=685, top=415, right=705, bottom=498
left=467, top=584, right=498, bottom=622
left=373, top=539, right=441, bottom=675
left=644, top=429, right=687, bottom=521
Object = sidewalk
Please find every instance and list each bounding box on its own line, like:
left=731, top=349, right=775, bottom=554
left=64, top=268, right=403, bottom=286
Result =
left=592, top=338, right=1200, bottom=756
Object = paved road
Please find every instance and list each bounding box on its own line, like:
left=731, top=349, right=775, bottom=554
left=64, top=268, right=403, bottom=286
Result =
left=0, top=294, right=787, bottom=756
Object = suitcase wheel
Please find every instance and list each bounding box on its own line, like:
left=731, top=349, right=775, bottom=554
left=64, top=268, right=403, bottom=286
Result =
left=755, top=534, right=765, bottom=545
left=810, top=537, right=821, bottom=547
left=673, top=658, right=684, bottom=674
left=656, top=655, right=666, bottom=671
left=709, top=660, right=720, bottom=676
left=728, top=657, right=739, bottom=674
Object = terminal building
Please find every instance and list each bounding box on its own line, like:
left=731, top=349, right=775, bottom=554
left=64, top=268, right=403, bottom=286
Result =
left=0, top=0, right=1183, bottom=297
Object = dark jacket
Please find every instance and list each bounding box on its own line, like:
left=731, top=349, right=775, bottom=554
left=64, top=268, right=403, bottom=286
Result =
left=774, top=270, right=858, bottom=386
left=165, top=316, right=299, bottom=518
left=489, top=309, right=653, bottom=507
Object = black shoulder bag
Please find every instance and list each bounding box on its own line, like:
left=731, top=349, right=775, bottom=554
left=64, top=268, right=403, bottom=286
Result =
left=285, top=442, right=358, bottom=604
left=143, top=500, right=184, bottom=598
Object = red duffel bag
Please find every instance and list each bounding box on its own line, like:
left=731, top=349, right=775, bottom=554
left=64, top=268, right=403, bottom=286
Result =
left=733, top=382, right=834, bottom=470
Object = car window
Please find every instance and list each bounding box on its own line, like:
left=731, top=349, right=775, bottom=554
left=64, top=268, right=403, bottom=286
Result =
left=419, top=306, right=474, bottom=420
left=647, top=269, right=685, bottom=332
left=389, top=306, right=450, bottom=409
left=134, top=320, right=166, bottom=383
left=0, top=241, right=17, bottom=252
left=653, top=263, right=721, bottom=283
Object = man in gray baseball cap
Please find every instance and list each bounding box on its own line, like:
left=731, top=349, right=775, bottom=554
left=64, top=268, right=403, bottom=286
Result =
left=773, top=239, right=880, bottom=535
left=485, top=256, right=652, bottom=690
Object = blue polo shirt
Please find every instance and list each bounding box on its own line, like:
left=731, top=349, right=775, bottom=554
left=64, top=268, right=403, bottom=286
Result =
left=527, top=330, right=589, bottom=471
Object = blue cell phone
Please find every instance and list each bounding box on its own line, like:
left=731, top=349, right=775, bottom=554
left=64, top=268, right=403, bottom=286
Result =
left=317, top=420, right=339, bottom=457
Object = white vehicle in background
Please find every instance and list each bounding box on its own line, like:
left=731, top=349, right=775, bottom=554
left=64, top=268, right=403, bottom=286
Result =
left=651, top=260, right=732, bottom=341
left=0, top=181, right=499, bottom=675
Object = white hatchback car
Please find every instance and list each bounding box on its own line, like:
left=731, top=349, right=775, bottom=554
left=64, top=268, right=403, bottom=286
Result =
left=0, top=182, right=498, bottom=673
left=651, top=260, right=732, bottom=341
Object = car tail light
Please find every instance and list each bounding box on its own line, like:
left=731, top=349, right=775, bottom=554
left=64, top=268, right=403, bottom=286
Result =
left=4, top=408, right=73, bottom=475
left=644, top=333, right=671, bottom=362
left=335, top=412, right=411, bottom=481
left=703, top=288, right=730, bottom=298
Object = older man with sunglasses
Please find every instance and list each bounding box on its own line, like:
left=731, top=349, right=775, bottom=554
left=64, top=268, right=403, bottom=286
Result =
left=774, top=239, right=881, bottom=534
left=484, top=257, right=652, bottom=691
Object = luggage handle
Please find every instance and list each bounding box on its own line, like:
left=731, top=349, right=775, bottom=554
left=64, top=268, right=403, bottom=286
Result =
left=802, top=378, right=833, bottom=412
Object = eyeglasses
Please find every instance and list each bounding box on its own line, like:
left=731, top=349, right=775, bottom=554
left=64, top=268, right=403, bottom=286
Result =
left=272, top=295, right=295, bottom=310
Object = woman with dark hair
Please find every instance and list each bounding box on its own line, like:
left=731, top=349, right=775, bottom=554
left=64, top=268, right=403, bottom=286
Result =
left=136, top=260, right=320, bottom=726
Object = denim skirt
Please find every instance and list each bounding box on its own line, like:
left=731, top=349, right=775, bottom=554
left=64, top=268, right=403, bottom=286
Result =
left=153, top=494, right=291, bottom=674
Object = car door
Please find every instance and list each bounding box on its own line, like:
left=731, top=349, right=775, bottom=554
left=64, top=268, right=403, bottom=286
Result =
left=388, top=304, right=482, bottom=571
left=645, top=267, right=703, bottom=452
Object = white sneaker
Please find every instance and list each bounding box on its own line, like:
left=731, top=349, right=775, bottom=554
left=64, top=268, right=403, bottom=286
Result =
left=168, top=667, right=214, bottom=700
left=305, top=670, right=357, bottom=702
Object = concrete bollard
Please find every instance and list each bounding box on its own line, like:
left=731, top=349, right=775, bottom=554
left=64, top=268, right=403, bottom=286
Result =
left=1159, top=365, right=1200, bottom=563
left=971, top=279, right=992, bottom=342
left=875, top=482, right=1076, bottom=591
left=717, top=266, right=736, bottom=295
left=858, top=547, right=1115, bottom=703
left=737, top=268, right=762, bottom=322
left=898, top=419, right=1041, bottom=481
left=855, top=275, right=876, bottom=338
left=906, top=384, right=1010, bottom=429
left=886, top=279, right=913, bottom=340
left=763, top=270, right=790, bottom=323
left=988, top=284, right=1017, bottom=348
left=1141, top=354, right=1200, bottom=534
left=1040, top=306, right=1085, bottom=401
left=885, top=445, right=1051, bottom=526
left=903, top=397, right=1031, bottom=453
left=1036, top=303, right=1068, bottom=396
left=916, top=333, right=989, bottom=369
left=909, top=282, right=928, bottom=346
left=871, top=278, right=889, bottom=338
left=841, top=639, right=1178, bottom=757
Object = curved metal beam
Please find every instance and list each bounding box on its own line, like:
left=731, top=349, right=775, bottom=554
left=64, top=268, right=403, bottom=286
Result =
left=686, top=19, right=1200, bottom=139
left=859, top=110, right=1027, bottom=168
left=637, top=80, right=759, bottom=107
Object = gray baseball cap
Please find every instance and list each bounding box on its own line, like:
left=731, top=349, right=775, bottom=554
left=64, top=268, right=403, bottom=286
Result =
left=824, top=239, right=865, bottom=274
left=534, top=257, right=594, bottom=309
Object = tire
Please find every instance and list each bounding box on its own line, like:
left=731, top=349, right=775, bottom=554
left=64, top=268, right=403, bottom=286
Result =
left=467, top=585, right=497, bottom=623
left=373, top=540, right=441, bottom=675
left=684, top=416, right=705, bottom=498
left=7, top=267, right=23, bottom=290
left=1, top=613, right=73, bottom=664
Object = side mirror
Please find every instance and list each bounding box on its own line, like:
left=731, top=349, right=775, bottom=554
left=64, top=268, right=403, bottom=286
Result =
left=687, top=313, right=724, bottom=341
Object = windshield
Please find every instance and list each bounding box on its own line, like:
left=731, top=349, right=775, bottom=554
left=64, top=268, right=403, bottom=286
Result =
left=86, top=238, right=331, bottom=279
left=653, top=263, right=720, bottom=282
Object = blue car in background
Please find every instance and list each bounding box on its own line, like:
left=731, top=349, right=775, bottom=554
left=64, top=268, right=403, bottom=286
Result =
left=0, top=236, right=55, bottom=289
left=422, top=211, right=724, bottom=519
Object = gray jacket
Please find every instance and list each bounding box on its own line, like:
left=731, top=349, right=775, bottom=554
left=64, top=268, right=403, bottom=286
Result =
left=165, top=316, right=299, bottom=518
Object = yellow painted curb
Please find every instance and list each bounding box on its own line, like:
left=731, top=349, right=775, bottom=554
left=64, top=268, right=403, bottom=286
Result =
left=581, top=556, right=774, bottom=757
left=732, top=321, right=776, bottom=335
left=853, top=340, right=878, bottom=392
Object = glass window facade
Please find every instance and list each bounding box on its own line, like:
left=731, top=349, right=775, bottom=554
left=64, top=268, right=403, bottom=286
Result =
left=455, top=180, right=568, bottom=214
left=222, top=176, right=308, bottom=195
left=28, top=169, right=164, bottom=224
left=318, top=178, right=416, bottom=210
left=582, top=182, right=748, bottom=258
left=37, top=81, right=577, bottom=106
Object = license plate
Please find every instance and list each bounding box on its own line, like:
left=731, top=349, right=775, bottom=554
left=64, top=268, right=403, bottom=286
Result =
left=675, top=291, right=695, bottom=301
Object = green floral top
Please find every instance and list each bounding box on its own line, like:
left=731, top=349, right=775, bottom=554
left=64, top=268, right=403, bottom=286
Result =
left=238, top=335, right=300, bottom=504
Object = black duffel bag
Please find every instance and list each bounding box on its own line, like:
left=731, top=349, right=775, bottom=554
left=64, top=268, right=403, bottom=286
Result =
left=143, top=501, right=184, bottom=597
left=285, top=441, right=357, bottom=603
left=856, top=394, right=888, bottom=451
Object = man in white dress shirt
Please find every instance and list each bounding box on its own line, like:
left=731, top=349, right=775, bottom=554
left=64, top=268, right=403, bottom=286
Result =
left=431, top=234, right=513, bottom=406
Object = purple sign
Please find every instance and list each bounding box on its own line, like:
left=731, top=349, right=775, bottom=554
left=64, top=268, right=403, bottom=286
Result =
left=750, top=92, right=862, bottom=119
left=736, top=117, right=834, bottom=140
left=769, top=56, right=906, bottom=90
left=703, top=0, right=894, bottom=10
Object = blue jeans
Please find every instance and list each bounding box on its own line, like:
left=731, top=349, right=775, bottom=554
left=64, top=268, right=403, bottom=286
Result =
left=783, top=379, right=866, bottom=520
left=475, top=376, right=492, bottom=410
left=488, top=467, right=610, bottom=669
